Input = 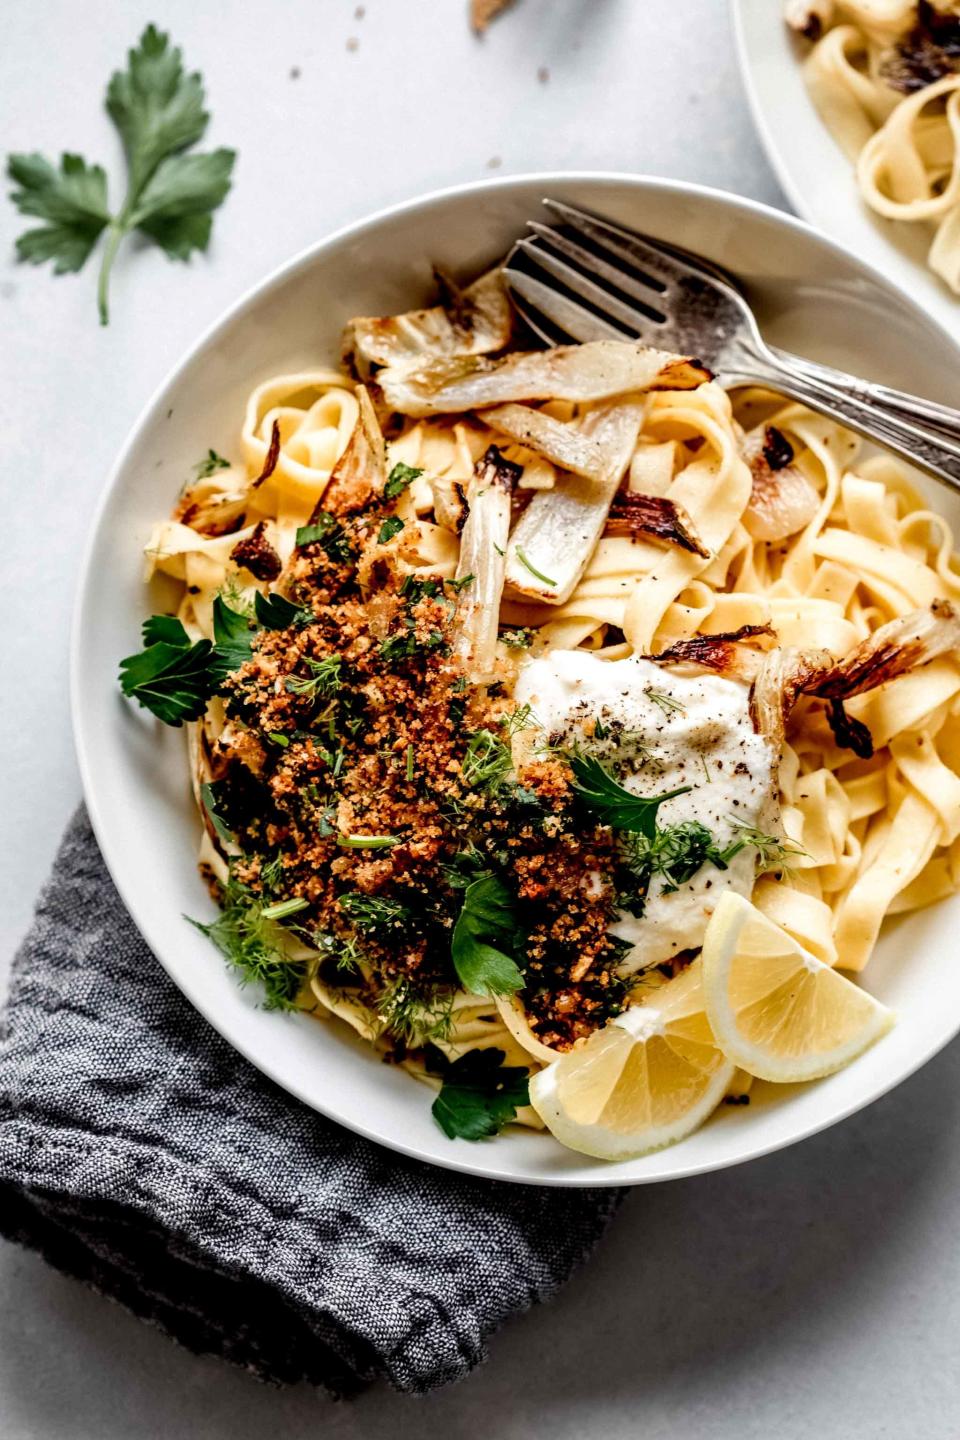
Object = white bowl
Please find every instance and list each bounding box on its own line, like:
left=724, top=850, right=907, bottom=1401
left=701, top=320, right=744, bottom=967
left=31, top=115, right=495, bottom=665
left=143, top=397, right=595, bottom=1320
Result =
left=73, top=172, right=960, bottom=1187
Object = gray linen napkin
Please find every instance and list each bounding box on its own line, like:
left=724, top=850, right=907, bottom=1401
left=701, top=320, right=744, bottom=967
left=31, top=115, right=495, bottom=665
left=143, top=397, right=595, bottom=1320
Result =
left=0, top=808, right=623, bottom=1396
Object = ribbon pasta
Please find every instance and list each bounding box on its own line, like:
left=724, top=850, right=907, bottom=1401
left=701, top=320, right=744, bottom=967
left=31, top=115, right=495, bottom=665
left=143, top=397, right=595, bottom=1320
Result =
left=792, top=2, right=960, bottom=292
left=159, top=363, right=960, bottom=1098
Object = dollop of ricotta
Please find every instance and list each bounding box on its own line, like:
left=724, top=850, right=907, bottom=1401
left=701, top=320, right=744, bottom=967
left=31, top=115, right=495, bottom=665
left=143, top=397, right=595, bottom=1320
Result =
left=514, top=650, right=778, bottom=972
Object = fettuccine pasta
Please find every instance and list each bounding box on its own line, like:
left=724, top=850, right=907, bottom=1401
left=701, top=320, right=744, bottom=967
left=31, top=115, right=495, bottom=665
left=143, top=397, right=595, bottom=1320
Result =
left=787, top=1, right=960, bottom=292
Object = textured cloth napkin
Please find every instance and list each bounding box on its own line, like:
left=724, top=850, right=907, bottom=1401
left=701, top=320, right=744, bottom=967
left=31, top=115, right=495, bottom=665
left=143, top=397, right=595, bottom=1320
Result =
left=0, top=808, right=623, bottom=1396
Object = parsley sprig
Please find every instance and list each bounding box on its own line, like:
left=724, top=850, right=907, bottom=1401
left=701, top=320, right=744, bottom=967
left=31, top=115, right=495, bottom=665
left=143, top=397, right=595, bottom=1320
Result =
left=569, top=752, right=691, bottom=837
left=426, top=1046, right=530, bottom=1141
left=7, top=25, right=236, bottom=323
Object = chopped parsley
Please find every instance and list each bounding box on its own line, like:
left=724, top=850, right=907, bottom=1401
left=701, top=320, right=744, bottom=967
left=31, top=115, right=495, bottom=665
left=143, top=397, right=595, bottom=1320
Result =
left=294, top=511, right=355, bottom=562
left=384, top=461, right=423, bottom=499
left=7, top=26, right=236, bottom=324
left=378, top=515, right=405, bottom=544
left=500, top=627, right=534, bottom=650
left=427, top=1046, right=530, bottom=1141
left=336, top=833, right=400, bottom=850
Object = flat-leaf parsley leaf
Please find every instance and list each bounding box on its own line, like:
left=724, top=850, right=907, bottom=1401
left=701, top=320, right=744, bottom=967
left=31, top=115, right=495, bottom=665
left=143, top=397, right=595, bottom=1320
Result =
left=451, top=873, right=524, bottom=997
left=570, top=752, right=691, bottom=839
left=427, top=1046, right=530, bottom=1141
left=7, top=25, right=236, bottom=323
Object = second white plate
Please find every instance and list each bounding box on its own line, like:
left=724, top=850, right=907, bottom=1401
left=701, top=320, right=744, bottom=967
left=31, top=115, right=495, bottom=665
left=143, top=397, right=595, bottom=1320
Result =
left=732, top=0, right=960, bottom=342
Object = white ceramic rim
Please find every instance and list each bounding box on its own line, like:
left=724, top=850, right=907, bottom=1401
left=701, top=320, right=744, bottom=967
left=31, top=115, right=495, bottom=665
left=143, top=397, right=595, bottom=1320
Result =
left=71, top=170, right=960, bottom=1186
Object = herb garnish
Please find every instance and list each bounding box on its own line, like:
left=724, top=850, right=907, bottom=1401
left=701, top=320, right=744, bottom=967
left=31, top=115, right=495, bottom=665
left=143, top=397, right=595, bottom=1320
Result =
left=500, top=627, right=534, bottom=650
left=8, top=26, right=236, bottom=324
left=461, top=729, right=512, bottom=791
left=451, top=873, right=524, bottom=996
left=427, top=1046, right=530, bottom=1141
left=384, top=461, right=423, bottom=499
left=644, top=687, right=686, bottom=717
left=338, top=892, right=413, bottom=934
left=514, top=546, right=557, bottom=587
left=200, top=780, right=233, bottom=844
left=336, top=833, right=400, bottom=850
left=118, top=614, right=214, bottom=725
left=376, top=977, right=456, bottom=1046
left=193, top=449, right=231, bottom=478
left=188, top=875, right=308, bottom=1010
left=254, top=591, right=313, bottom=630
left=209, top=593, right=257, bottom=684
left=285, top=654, right=343, bottom=701
left=569, top=753, right=691, bottom=837
left=378, top=515, right=405, bottom=544
left=294, top=511, right=355, bottom=562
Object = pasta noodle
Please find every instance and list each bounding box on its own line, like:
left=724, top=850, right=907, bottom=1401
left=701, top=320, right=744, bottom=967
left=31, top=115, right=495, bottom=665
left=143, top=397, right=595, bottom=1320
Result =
left=788, top=1, right=960, bottom=291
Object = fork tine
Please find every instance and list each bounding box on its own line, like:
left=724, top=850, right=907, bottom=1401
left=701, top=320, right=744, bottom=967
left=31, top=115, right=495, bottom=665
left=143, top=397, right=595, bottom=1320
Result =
left=542, top=198, right=705, bottom=289
left=526, top=223, right=668, bottom=317
left=514, top=238, right=663, bottom=341
left=502, top=265, right=624, bottom=343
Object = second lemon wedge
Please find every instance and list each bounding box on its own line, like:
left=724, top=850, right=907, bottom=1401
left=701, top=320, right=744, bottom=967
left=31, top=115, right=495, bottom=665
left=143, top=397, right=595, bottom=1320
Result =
left=701, top=892, right=895, bottom=1084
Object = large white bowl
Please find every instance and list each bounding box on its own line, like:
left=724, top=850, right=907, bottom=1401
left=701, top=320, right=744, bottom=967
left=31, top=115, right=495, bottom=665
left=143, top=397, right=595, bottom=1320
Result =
left=73, top=172, right=960, bottom=1187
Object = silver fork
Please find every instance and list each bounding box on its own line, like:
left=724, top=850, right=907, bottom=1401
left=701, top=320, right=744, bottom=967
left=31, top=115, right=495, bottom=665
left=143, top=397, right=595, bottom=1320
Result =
left=504, top=199, right=960, bottom=489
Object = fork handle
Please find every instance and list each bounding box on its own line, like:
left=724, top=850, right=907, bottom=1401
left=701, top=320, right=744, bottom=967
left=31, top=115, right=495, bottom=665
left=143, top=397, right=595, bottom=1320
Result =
left=776, top=350, right=960, bottom=443
left=725, top=347, right=960, bottom=492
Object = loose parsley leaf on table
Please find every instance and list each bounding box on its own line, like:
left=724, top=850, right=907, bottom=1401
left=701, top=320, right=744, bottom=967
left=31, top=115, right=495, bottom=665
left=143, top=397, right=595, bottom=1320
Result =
left=451, top=873, right=525, bottom=997
left=7, top=25, right=236, bottom=323
left=427, top=1046, right=530, bottom=1141
left=569, top=752, right=691, bottom=838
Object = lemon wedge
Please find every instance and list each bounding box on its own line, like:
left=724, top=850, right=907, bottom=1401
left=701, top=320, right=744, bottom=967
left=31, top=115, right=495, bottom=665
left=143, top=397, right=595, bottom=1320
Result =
left=528, top=960, right=735, bottom=1160
left=701, top=891, right=894, bottom=1084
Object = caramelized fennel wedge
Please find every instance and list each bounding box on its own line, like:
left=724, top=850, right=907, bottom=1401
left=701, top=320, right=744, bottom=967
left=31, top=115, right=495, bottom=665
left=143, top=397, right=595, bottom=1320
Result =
left=741, top=425, right=819, bottom=543
left=451, top=445, right=522, bottom=681
left=343, top=268, right=512, bottom=380
left=482, top=401, right=631, bottom=479
left=503, top=400, right=647, bottom=605
left=379, top=341, right=711, bottom=417
left=604, top=491, right=709, bottom=557
left=321, top=384, right=387, bottom=513
left=750, top=600, right=960, bottom=744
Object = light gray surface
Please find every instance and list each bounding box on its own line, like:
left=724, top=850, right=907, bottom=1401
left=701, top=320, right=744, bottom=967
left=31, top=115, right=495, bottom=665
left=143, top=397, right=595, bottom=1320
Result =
left=1, top=1, right=956, bottom=1435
